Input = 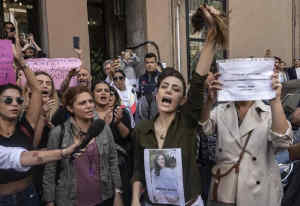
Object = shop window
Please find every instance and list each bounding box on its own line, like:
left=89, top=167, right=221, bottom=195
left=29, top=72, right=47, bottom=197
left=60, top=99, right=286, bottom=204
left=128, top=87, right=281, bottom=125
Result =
left=186, top=0, right=226, bottom=79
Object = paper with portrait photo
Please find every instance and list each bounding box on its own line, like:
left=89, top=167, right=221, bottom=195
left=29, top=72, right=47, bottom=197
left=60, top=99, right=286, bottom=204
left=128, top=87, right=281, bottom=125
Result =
left=217, top=58, right=276, bottom=102
left=144, top=149, right=185, bottom=206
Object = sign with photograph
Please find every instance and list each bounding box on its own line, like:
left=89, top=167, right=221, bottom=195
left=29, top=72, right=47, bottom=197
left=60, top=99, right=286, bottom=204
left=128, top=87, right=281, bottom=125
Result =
left=144, top=149, right=185, bottom=206
left=217, top=58, right=276, bottom=102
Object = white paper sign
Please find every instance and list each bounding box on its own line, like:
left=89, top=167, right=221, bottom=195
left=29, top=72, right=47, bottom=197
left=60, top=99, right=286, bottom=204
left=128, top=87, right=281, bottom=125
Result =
left=144, top=149, right=185, bottom=206
left=217, top=58, right=276, bottom=102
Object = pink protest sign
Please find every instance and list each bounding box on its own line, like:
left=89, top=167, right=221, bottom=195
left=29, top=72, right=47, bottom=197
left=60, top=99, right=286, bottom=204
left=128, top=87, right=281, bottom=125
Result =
left=0, top=40, right=16, bottom=85
left=25, top=58, right=81, bottom=89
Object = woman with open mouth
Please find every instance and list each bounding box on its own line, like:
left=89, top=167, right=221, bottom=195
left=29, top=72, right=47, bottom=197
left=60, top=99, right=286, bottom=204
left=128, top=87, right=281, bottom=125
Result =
left=43, top=85, right=123, bottom=206
left=131, top=7, right=217, bottom=206
left=93, top=81, right=133, bottom=206
left=23, top=71, right=60, bottom=202
left=0, top=47, right=42, bottom=206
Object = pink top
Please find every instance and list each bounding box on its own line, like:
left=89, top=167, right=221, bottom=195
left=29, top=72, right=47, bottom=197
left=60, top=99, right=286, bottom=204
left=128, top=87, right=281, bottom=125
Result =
left=74, top=141, right=102, bottom=206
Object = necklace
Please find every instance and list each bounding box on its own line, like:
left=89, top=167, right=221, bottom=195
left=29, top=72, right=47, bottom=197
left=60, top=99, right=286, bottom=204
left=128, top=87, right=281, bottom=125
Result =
left=154, top=122, right=167, bottom=141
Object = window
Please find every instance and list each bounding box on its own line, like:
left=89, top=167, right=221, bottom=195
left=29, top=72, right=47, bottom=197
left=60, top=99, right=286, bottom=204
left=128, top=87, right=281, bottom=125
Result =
left=185, top=0, right=226, bottom=79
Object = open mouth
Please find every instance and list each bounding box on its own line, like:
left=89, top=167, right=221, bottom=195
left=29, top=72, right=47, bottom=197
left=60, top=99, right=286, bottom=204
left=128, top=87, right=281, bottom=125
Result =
left=41, top=91, right=49, bottom=95
left=79, top=80, right=88, bottom=84
left=100, top=96, right=107, bottom=101
left=162, top=97, right=172, bottom=105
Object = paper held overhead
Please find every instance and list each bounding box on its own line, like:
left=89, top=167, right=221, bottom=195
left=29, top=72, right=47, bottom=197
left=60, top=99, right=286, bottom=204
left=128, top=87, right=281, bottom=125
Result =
left=217, top=58, right=276, bottom=102
left=24, top=58, right=82, bottom=89
left=0, top=40, right=16, bottom=85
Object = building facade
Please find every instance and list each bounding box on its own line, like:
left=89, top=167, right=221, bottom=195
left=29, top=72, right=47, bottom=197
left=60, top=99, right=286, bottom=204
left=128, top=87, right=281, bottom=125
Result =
left=1, top=0, right=299, bottom=81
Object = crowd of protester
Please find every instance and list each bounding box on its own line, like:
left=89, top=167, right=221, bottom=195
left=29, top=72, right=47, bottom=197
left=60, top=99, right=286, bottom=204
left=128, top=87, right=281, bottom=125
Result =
left=2, top=5, right=300, bottom=206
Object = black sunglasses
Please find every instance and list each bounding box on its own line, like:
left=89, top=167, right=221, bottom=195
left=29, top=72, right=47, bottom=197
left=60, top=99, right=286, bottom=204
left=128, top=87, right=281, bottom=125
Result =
left=1, top=96, right=24, bottom=105
left=113, top=76, right=124, bottom=81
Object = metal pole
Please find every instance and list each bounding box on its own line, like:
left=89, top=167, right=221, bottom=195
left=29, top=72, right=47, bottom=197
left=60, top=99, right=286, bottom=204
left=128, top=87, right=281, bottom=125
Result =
left=0, top=0, right=4, bottom=36
left=292, top=0, right=296, bottom=65
left=185, top=0, right=191, bottom=80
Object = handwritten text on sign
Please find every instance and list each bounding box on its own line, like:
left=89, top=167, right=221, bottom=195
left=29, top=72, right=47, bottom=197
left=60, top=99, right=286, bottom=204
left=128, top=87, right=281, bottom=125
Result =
left=25, top=58, right=81, bottom=89
left=0, top=40, right=16, bottom=85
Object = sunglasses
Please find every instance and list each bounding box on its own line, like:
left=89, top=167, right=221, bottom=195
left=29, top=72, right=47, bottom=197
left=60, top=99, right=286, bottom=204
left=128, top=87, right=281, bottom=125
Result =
left=1, top=96, right=24, bottom=105
left=113, top=76, right=124, bottom=81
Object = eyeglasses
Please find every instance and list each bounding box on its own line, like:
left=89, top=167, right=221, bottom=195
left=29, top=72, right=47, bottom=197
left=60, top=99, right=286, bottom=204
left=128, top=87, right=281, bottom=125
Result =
left=113, top=76, right=124, bottom=81
left=0, top=96, right=24, bottom=105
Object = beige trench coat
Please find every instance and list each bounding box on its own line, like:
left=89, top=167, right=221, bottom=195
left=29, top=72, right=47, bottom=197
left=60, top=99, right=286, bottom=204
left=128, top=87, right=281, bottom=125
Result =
left=201, top=101, right=293, bottom=206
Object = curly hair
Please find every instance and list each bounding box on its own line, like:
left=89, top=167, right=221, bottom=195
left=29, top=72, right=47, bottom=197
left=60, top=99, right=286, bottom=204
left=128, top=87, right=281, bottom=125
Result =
left=63, top=86, right=91, bottom=109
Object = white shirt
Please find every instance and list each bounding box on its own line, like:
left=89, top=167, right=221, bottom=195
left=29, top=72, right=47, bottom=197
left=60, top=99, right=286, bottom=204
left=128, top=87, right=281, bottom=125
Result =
left=0, top=145, right=30, bottom=172
left=295, top=67, right=300, bottom=79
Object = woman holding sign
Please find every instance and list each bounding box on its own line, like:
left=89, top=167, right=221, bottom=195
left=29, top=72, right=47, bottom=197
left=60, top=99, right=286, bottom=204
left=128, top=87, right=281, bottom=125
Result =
left=0, top=47, right=42, bottom=205
left=199, top=71, right=293, bottom=206
left=131, top=6, right=220, bottom=206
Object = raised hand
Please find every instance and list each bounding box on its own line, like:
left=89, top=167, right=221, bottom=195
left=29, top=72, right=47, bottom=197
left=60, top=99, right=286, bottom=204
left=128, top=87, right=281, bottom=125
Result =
left=271, top=72, right=282, bottom=101
left=113, top=106, right=123, bottom=124
left=104, top=108, right=113, bottom=125
left=207, top=73, right=222, bottom=104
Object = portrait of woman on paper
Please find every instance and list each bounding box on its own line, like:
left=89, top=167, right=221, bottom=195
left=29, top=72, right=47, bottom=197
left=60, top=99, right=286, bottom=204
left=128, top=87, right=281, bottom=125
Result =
left=151, top=153, right=179, bottom=204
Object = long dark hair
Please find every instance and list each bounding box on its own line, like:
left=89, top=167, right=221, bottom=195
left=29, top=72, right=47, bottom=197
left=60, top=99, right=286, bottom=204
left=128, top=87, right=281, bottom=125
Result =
left=153, top=153, right=167, bottom=176
left=110, top=86, right=121, bottom=106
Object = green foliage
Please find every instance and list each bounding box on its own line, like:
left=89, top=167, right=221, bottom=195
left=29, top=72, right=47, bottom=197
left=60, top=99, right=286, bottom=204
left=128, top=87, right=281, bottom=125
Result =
left=90, top=48, right=105, bottom=85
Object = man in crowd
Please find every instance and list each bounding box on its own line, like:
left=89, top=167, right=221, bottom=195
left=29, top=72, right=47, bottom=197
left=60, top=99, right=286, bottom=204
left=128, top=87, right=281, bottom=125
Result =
left=22, top=33, right=46, bottom=59
left=3, top=22, right=16, bottom=43
left=103, top=59, right=114, bottom=85
left=60, top=67, right=92, bottom=94
left=137, top=52, right=160, bottom=97
left=135, top=53, right=160, bottom=123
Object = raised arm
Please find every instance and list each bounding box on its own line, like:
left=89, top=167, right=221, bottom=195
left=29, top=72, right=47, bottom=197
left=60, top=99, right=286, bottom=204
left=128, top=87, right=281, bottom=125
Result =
left=60, top=68, right=78, bottom=94
left=270, top=73, right=290, bottom=134
left=14, top=47, right=42, bottom=130
left=194, top=7, right=218, bottom=76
